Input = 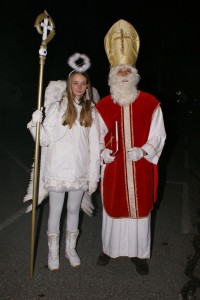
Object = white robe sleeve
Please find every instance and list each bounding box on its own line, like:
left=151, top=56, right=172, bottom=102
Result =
left=141, top=106, right=166, bottom=165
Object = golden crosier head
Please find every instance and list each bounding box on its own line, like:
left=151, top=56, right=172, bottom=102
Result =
left=104, top=19, right=140, bottom=67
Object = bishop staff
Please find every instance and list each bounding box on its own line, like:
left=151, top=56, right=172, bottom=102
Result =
left=30, top=10, right=55, bottom=279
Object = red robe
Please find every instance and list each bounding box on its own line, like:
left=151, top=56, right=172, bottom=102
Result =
left=96, top=91, right=160, bottom=218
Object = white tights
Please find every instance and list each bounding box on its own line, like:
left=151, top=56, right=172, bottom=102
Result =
left=48, top=190, right=84, bottom=233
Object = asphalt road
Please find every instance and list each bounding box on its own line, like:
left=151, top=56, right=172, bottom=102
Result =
left=0, top=107, right=200, bottom=300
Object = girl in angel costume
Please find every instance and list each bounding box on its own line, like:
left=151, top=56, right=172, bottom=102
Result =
left=24, top=53, right=100, bottom=271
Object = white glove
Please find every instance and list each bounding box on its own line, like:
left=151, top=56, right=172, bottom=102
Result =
left=31, top=109, right=43, bottom=124
left=81, top=191, right=94, bottom=217
left=101, top=148, right=115, bottom=164
left=127, top=147, right=143, bottom=161
left=88, top=181, right=98, bottom=195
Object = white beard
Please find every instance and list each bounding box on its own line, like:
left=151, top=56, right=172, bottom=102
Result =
left=108, top=65, right=140, bottom=107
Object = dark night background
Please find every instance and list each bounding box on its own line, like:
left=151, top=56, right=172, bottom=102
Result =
left=0, top=0, right=200, bottom=125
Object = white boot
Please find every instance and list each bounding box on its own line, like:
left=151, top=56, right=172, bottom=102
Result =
left=47, top=232, right=59, bottom=271
left=65, top=229, right=80, bottom=267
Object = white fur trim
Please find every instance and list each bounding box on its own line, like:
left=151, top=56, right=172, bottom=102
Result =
left=68, top=53, right=91, bottom=72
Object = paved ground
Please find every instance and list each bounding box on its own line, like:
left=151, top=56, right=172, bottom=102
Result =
left=0, top=106, right=200, bottom=299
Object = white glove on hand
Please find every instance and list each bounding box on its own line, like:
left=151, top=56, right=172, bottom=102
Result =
left=32, top=109, right=43, bottom=124
left=88, top=181, right=98, bottom=195
left=101, top=148, right=115, bottom=164
left=81, top=191, right=94, bottom=217
left=127, top=147, right=143, bottom=161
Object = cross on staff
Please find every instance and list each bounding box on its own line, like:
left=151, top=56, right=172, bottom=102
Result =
left=114, top=29, right=131, bottom=54
left=41, top=18, right=54, bottom=40
left=34, top=10, right=55, bottom=46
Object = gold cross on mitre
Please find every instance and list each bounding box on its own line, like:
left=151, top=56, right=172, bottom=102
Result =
left=114, top=29, right=131, bottom=54
left=104, top=19, right=140, bottom=67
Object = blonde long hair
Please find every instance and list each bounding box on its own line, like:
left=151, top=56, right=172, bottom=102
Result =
left=62, top=71, right=93, bottom=128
